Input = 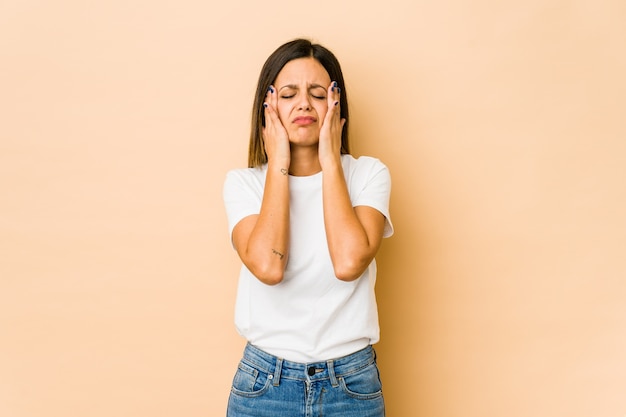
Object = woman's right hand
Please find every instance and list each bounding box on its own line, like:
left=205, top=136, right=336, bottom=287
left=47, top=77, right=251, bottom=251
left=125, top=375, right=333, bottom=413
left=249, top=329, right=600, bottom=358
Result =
left=263, top=86, right=291, bottom=167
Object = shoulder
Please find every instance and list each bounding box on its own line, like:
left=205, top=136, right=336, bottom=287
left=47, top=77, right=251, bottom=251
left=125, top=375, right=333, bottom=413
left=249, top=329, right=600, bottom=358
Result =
left=341, top=154, right=390, bottom=178
left=223, top=166, right=268, bottom=198
left=342, top=153, right=387, bottom=168
left=225, top=165, right=267, bottom=185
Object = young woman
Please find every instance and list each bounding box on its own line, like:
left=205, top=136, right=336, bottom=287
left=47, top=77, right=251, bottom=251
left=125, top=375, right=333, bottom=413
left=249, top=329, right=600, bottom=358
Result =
left=223, top=39, right=393, bottom=417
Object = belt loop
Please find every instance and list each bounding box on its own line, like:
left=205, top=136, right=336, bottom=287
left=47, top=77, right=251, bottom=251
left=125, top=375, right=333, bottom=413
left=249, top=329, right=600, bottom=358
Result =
left=273, top=357, right=283, bottom=386
left=327, top=359, right=338, bottom=387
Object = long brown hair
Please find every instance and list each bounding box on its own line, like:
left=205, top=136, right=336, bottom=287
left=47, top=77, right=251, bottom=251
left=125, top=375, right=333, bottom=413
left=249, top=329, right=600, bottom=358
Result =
left=248, top=39, right=350, bottom=168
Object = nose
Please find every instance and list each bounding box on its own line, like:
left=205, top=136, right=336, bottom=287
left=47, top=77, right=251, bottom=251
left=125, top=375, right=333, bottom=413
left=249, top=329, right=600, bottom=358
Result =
left=297, top=94, right=312, bottom=111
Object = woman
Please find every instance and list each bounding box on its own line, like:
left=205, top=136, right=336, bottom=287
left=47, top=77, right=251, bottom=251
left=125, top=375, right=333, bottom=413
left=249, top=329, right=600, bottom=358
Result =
left=223, top=39, right=393, bottom=417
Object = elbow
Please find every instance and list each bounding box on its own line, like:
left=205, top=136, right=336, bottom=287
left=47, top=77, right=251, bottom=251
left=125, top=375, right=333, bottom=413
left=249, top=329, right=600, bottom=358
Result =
left=333, top=259, right=368, bottom=282
left=258, top=272, right=285, bottom=286
left=241, top=250, right=288, bottom=286
left=252, top=265, right=285, bottom=286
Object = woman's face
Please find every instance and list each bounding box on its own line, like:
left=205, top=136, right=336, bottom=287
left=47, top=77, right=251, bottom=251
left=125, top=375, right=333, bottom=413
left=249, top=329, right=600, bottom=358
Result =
left=273, top=57, right=331, bottom=147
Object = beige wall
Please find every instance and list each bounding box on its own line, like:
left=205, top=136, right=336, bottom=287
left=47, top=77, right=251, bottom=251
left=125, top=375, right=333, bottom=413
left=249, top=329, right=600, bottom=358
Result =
left=1, top=0, right=625, bottom=416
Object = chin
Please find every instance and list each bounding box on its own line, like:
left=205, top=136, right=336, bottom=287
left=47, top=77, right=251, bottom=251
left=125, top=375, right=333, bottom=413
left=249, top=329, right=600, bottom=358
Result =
left=289, top=139, right=320, bottom=148
left=288, top=134, right=320, bottom=146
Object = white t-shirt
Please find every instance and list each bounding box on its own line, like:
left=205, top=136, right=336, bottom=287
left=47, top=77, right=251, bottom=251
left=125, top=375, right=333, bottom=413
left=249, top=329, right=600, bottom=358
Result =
left=223, top=154, right=393, bottom=362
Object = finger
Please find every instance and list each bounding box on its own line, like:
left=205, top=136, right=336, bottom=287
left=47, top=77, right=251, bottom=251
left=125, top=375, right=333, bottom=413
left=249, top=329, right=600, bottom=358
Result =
left=326, top=99, right=340, bottom=127
left=269, top=84, right=278, bottom=110
left=332, top=81, right=342, bottom=103
left=263, top=86, right=279, bottom=125
left=264, top=100, right=281, bottom=128
left=263, top=86, right=271, bottom=126
left=327, top=81, right=337, bottom=109
left=332, top=81, right=341, bottom=103
left=328, top=81, right=341, bottom=116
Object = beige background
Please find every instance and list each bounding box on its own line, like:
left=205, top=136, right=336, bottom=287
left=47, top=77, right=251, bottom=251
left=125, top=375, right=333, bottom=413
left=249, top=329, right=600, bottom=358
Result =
left=1, top=0, right=625, bottom=416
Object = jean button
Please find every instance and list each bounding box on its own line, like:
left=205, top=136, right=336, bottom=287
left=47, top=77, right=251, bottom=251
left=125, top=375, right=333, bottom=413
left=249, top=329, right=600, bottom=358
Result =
left=307, top=366, right=315, bottom=376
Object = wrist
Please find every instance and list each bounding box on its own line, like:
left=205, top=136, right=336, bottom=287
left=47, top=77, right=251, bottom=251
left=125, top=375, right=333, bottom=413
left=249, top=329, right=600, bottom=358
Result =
left=268, top=159, right=291, bottom=176
left=319, top=153, right=342, bottom=171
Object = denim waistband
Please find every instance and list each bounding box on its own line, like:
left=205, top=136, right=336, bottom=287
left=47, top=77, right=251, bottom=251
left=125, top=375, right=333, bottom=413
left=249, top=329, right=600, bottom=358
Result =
left=241, top=343, right=377, bottom=387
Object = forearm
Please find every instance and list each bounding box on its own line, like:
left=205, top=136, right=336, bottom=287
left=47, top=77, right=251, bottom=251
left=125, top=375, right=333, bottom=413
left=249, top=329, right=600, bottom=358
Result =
left=322, top=161, right=379, bottom=281
left=241, top=163, right=290, bottom=284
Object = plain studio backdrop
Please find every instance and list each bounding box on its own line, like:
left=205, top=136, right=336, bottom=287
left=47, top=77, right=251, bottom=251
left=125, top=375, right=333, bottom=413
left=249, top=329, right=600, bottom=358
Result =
left=1, top=0, right=625, bottom=416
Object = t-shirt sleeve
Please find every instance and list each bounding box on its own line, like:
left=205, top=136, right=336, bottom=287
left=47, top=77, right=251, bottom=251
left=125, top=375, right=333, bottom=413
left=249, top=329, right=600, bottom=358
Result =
left=351, top=158, right=394, bottom=238
left=223, top=169, right=264, bottom=240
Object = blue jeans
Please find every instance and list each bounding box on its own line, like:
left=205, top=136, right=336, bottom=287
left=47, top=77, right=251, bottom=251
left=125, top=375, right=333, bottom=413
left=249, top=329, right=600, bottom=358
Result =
left=227, top=343, right=385, bottom=417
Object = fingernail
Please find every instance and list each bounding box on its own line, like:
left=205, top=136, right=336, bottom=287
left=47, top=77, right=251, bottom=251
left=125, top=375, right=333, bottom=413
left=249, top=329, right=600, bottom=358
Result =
left=263, top=103, right=268, bottom=108
left=268, top=86, right=274, bottom=93
left=337, top=87, right=341, bottom=93
left=334, top=101, right=339, bottom=106
left=333, top=81, right=338, bottom=88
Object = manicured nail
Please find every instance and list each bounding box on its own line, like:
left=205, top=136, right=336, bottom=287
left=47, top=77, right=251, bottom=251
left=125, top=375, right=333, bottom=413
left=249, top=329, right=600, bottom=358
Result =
left=334, top=101, right=339, bottom=106
left=336, top=87, right=341, bottom=93
left=263, top=103, right=268, bottom=108
left=268, top=86, right=274, bottom=93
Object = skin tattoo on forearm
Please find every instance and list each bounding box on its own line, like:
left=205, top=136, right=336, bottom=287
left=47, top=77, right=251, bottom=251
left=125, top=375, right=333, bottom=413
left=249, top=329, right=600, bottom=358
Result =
left=269, top=169, right=287, bottom=261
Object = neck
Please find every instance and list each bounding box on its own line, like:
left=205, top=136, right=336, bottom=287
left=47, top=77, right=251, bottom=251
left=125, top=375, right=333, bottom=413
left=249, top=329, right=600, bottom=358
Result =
left=289, top=145, right=321, bottom=176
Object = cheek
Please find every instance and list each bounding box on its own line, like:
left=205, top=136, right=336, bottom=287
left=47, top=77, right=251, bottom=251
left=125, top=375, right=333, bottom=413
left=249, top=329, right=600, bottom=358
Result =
left=276, top=104, right=290, bottom=125
left=316, top=103, right=329, bottom=121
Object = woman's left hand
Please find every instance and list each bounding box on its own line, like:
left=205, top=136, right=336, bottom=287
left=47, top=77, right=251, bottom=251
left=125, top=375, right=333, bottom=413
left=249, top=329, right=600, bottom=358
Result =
left=318, top=81, right=346, bottom=169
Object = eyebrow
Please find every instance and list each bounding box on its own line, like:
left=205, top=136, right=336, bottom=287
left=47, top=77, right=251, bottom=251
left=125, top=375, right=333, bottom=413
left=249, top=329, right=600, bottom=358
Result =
left=278, top=83, right=327, bottom=91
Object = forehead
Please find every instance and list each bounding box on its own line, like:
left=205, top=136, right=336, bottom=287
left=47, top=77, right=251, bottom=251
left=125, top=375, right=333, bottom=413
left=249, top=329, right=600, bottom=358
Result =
left=275, top=57, right=331, bottom=87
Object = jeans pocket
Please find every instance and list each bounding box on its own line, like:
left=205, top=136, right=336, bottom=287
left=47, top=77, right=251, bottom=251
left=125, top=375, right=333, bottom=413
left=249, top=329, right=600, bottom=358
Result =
left=339, top=362, right=384, bottom=400
left=230, top=360, right=272, bottom=398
